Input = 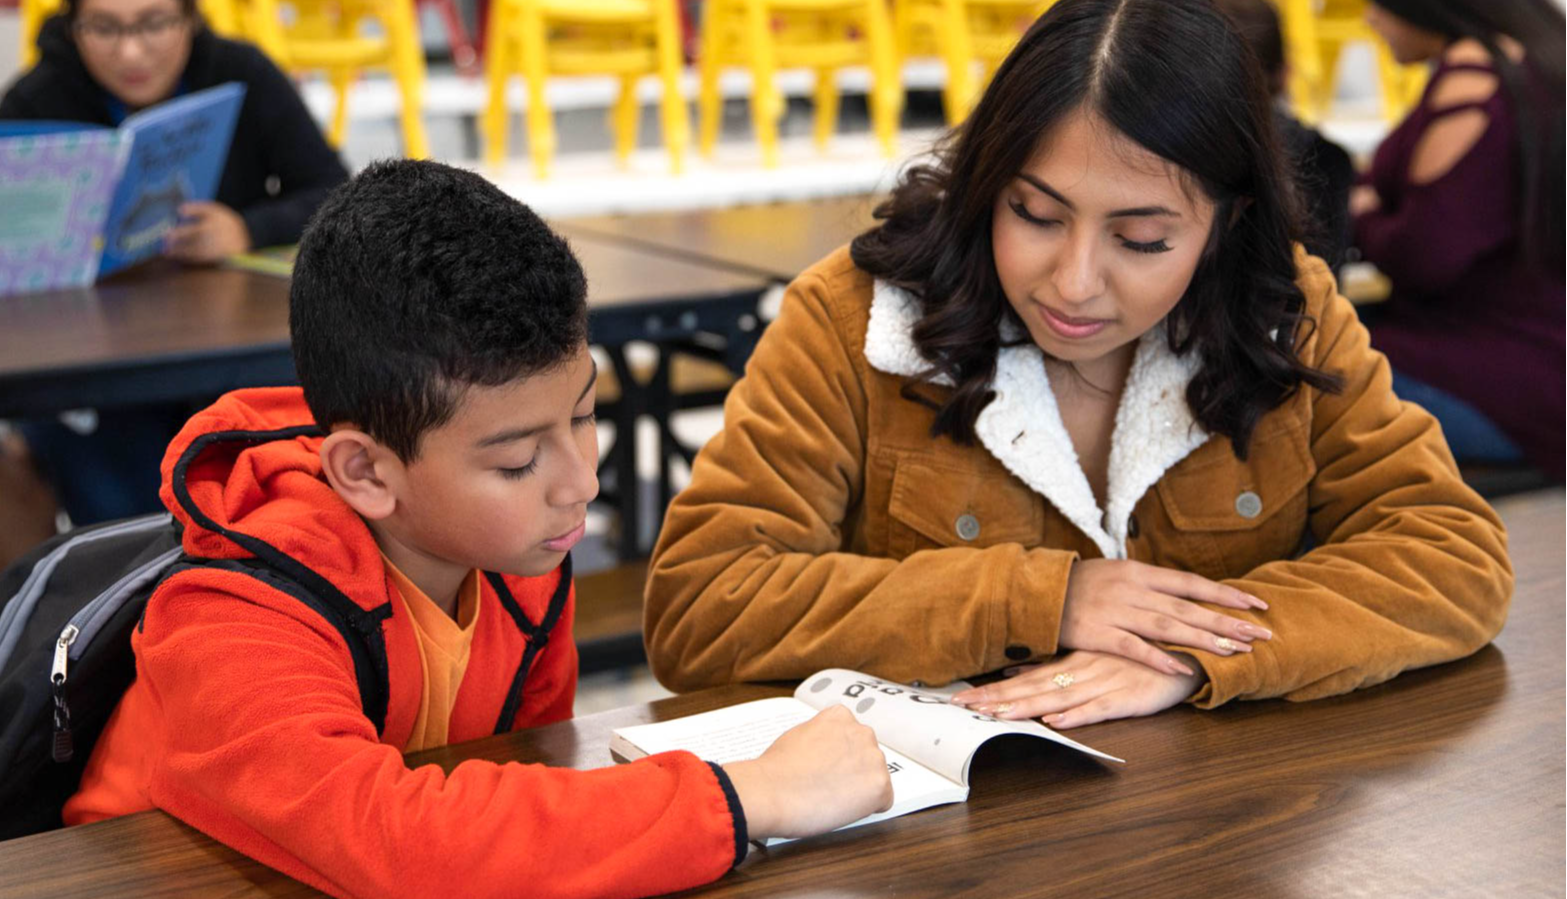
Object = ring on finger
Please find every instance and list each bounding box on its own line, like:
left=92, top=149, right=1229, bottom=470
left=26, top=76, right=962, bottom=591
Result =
left=1214, top=636, right=1236, bottom=651
left=1052, top=672, right=1075, bottom=689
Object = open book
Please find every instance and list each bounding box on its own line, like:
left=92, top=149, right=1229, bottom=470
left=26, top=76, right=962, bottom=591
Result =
left=0, top=82, right=245, bottom=295
left=611, top=669, right=1123, bottom=843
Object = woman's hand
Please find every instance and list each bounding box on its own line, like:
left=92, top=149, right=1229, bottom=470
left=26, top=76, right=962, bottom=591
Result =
left=952, top=650, right=1205, bottom=729
left=164, top=201, right=251, bottom=264
left=1057, top=559, right=1272, bottom=676
left=1349, top=184, right=1382, bottom=217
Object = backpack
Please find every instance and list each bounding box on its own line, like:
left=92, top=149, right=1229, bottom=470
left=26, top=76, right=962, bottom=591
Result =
left=0, top=429, right=571, bottom=841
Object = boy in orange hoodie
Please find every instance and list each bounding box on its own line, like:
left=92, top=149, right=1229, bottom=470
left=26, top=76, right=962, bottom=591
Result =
left=63, top=159, right=893, bottom=899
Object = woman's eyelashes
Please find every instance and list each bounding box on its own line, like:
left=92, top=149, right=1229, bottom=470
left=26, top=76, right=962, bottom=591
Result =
left=1009, top=198, right=1175, bottom=254
left=1121, top=238, right=1173, bottom=254
left=1009, top=198, right=1059, bottom=227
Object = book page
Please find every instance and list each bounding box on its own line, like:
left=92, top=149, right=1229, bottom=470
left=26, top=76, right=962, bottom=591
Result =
left=612, top=697, right=816, bottom=764
left=794, top=669, right=1121, bottom=784
left=610, top=697, right=969, bottom=843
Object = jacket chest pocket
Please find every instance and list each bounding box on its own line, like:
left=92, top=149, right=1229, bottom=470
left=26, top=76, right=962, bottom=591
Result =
left=885, top=454, right=1044, bottom=558
left=1153, top=420, right=1315, bottom=579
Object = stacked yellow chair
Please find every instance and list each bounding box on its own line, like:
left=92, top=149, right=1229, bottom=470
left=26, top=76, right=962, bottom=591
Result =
left=19, top=0, right=243, bottom=67
left=696, top=0, right=901, bottom=168
left=892, top=0, right=1053, bottom=126
left=241, top=0, right=430, bottom=157
left=1275, top=0, right=1428, bottom=123
left=481, top=0, right=690, bottom=179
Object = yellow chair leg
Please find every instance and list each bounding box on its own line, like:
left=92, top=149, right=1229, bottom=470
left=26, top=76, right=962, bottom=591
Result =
left=654, top=0, right=690, bottom=174
left=612, top=74, right=640, bottom=168
left=863, top=0, right=901, bottom=157
left=519, top=1, right=555, bottom=179
left=481, top=0, right=513, bottom=165
left=939, top=0, right=976, bottom=125
left=742, top=0, right=780, bottom=168
left=328, top=68, right=353, bottom=148
left=386, top=0, right=429, bottom=159
left=813, top=68, right=839, bottom=151
left=696, top=0, right=726, bottom=158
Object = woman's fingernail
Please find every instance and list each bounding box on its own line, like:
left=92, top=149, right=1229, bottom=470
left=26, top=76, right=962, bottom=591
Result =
left=1248, top=594, right=1269, bottom=610
left=1239, top=623, right=1273, bottom=640
left=1170, top=659, right=1195, bottom=676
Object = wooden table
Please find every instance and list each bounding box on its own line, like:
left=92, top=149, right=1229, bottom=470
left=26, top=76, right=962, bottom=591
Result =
left=558, top=193, right=883, bottom=284
left=0, top=244, right=768, bottom=419
left=2, top=488, right=1560, bottom=898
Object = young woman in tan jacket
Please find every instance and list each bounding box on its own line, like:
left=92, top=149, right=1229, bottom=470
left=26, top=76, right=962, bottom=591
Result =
left=645, top=0, right=1512, bottom=730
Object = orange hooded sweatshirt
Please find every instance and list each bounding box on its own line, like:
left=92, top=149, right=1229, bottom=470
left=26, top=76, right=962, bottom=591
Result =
left=63, top=388, right=746, bottom=899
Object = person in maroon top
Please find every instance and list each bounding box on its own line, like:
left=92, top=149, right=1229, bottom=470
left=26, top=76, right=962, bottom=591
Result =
left=1353, top=0, right=1564, bottom=479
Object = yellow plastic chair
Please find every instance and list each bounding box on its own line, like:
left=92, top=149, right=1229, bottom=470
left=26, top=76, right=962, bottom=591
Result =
left=696, top=0, right=902, bottom=168
left=241, top=0, right=430, bottom=157
left=482, top=0, right=690, bottom=179
left=1275, top=0, right=1428, bottom=123
left=19, top=0, right=244, bottom=68
left=892, top=0, right=1053, bottom=126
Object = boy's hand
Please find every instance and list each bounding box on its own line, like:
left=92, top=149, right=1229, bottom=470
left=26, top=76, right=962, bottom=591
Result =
left=165, top=201, right=252, bottom=264
left=722, top=705, right=893, bottom=840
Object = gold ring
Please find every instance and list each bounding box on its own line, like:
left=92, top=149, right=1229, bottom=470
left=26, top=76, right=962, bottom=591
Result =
left=1215, top=636, right=1236, bottom=651
left=1052, top=672, right=1075, bottom=689
left=993, top=702, right=1013, bottom=714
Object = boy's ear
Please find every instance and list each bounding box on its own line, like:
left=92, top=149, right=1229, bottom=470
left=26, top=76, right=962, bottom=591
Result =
left=319, top=429, right=400, bottom=521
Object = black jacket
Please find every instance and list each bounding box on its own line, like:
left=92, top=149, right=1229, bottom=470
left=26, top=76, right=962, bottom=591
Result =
left=0, top=16, right=348, bottom=248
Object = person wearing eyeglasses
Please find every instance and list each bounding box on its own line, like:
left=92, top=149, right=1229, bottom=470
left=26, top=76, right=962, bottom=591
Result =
left=0, top=0, right=350, bottom=531
left=1, top=0, right=349, bottom=263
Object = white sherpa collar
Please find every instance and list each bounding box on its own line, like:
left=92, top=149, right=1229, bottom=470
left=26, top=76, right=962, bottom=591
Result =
left=865, top=280, right=1209, bottom=559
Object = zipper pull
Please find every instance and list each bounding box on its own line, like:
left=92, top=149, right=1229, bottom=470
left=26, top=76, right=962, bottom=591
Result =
left=51, top=625, right=79, bottom=763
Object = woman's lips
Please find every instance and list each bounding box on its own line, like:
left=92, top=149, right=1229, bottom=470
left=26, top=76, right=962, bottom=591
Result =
left=1038, top=304, right=1112, bottom=339
left=542, top=520, right=585, bottom=553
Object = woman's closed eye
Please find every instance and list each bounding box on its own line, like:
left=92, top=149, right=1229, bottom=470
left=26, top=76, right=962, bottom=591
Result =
left=1119, top=237, right=1173, bottom=254
left=1009, top=199, right=1060, bottom=227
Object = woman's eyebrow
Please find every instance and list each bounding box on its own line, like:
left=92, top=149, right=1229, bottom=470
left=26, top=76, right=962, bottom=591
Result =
left=1016, top=173, right=1181, bottom=219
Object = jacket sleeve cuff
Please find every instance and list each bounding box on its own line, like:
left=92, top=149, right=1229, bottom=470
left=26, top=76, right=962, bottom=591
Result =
left=1157, top=641, right=1267, bottom=708
left=705, top=762, right=749, bottom=867
left=995, top=546, right=1078, bottom=669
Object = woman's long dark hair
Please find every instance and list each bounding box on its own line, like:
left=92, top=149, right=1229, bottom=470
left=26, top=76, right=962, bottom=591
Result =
left=851, top=0, right=1340, bottom=458
left=1371, top=0, right=1565, bottom=270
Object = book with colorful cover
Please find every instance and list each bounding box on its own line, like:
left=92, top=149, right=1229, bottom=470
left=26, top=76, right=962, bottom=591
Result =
left=0, top=82, right=245, bottom=296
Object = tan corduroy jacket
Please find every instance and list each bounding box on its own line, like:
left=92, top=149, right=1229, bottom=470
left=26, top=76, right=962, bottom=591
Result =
left=645, top=247, right=1512, bottom=708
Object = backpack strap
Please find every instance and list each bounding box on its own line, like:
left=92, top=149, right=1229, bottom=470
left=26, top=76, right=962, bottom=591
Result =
left=167, top=557, right=395, bottom=734
left=484, top=553, right=572, bottom=735
left=166, top=425, right=396, bottom=734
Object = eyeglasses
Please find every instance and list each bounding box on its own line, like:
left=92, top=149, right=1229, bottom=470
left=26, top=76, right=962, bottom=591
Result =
left=73, top=14, right=190, bottom=52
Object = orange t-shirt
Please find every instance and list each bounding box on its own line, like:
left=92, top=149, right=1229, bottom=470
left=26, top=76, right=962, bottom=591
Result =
left=381, top=557, right=482, bottom=752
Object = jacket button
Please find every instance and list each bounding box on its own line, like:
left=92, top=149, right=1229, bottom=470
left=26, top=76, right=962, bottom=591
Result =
left=954, top=513, right=981, bottom=541
left=1127, top=513, right=1140, bottom=539
left=1235, top=490, right=1263, bottom=519
left=1005, top=645, right=1031, bottom=661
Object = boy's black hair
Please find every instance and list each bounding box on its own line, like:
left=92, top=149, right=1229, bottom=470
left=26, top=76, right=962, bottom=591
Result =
left=290, top=159, right=588, bottom=461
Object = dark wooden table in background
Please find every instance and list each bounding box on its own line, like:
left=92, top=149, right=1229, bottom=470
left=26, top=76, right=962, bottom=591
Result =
left=557, top=194, right=882, bottom=283
left=2, top=489, right=1560, bottom=899
left=0, top=242, right=768, bottom=419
